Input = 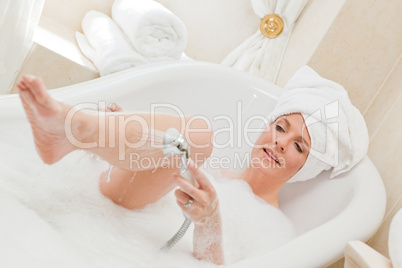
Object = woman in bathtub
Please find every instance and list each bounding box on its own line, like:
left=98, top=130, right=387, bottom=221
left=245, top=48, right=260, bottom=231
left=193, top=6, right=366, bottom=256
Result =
left=16, top=66, right=368, bottom=265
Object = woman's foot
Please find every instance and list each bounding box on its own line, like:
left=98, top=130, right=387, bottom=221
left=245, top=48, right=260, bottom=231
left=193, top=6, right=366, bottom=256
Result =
left=17, top=75, right=76, bottom=164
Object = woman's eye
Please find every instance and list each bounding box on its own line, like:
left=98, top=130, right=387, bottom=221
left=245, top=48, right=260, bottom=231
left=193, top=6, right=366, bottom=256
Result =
left=275, top=125, right=284, bottom=132
left=295, top=143, right=303, bottom=153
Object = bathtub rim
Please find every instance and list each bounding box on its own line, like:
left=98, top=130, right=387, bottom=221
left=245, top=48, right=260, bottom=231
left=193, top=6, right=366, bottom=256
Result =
left=0, top=60, right=283, bottom=104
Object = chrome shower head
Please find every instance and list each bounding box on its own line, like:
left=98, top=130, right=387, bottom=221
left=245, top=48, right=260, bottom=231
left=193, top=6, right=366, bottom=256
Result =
left=163, top=128, right=190, bottom=159
left=161, top=129, right=194, bottom=252
left=163, top=128, right=193, bottom=184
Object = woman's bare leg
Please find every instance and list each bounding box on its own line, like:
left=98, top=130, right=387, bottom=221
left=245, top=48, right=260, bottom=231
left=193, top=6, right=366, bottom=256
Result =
left=97, top=103, right=178, bottom=209
left=17, top=75, right=170, bottom=169
left=17, top=75, right=213, bottom=209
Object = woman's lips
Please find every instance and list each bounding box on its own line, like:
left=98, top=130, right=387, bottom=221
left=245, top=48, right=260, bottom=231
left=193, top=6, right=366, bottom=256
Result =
left=263, top=148, right=281, bottom=165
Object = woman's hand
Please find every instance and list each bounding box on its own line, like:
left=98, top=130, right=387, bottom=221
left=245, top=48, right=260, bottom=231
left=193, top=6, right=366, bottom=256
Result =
left=174, top=160, right=218, bottom=224
left=174, top=160, right=224, bottom=264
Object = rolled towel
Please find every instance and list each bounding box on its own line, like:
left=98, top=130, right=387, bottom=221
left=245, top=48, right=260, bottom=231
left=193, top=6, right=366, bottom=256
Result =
left=268, top=66, right=369, bottom=183
left=112, top=0, right=187, bottom=61
left=76, top=10, right=149, bottom=76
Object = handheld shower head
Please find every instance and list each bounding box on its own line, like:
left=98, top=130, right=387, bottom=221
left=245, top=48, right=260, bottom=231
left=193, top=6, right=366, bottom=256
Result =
left=163, top=128, right=190, bottom=159
left=163, top=128, right=193, bottom=184
left=162, top=128, right=194, bottom=250
left=161, top=128, right=195, bottom=251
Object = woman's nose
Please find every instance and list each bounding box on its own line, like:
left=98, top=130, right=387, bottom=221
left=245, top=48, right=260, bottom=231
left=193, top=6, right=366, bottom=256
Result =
left=275, top=139, right=287, bottom=152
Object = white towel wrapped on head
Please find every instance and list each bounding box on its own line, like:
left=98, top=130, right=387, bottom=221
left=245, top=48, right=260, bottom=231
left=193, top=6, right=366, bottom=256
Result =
left=76, top=11, right=149, bottom=76
left=112, top=0, right=187, bottom=61
left=268, top=66, right=369, bottom=183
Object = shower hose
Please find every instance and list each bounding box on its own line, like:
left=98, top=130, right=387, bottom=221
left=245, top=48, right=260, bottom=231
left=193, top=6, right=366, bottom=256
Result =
left=161, top=217, right=192, bottom=250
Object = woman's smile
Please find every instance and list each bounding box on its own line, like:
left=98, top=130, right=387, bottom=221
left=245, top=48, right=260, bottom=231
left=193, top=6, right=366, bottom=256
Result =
left=263, top=147, right=281, bottom=166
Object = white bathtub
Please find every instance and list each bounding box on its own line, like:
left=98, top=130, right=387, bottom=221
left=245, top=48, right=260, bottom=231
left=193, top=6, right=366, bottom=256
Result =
left=0, top=61, right=386, bottom=267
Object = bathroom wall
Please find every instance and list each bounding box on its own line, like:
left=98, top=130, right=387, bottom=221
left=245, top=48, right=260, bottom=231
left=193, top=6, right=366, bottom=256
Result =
left=17, top=0, right=345, bottom=92
left=308, top=0, right=402, bottom=266
left=42, top=0, right=114, bottom=32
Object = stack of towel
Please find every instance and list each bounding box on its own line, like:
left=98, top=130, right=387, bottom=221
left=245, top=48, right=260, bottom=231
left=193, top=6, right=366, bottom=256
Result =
left=76, top=0, right=188, bottom=76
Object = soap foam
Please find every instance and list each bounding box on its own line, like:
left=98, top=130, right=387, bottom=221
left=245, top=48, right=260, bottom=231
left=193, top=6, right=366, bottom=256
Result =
left=211, top=175, right=295, bottom=263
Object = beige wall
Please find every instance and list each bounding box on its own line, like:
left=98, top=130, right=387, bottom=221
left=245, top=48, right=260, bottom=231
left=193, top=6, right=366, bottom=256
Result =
left=42, top=0, right=114, bottom=32
left=308, top=0, right=402, bottom=266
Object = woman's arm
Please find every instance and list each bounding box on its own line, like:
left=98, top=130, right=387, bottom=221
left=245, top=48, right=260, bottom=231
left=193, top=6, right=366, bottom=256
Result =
left=175, top=161, right=224, bottom=265
left=193, top=205, right=224, bottom=265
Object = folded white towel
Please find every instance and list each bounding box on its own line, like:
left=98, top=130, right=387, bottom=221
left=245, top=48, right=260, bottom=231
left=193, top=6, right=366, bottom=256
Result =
left=76, top=11, right=149, bottom=76
left=269, top=66, right=369, bottom=183
left=112, top=0, right=187, bottom=61
left=389, top=209, right=402, bottom=268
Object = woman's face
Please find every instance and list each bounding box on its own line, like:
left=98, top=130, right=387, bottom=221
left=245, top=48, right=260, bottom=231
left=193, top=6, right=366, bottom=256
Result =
left=251, top=113, right=311, bottom=182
